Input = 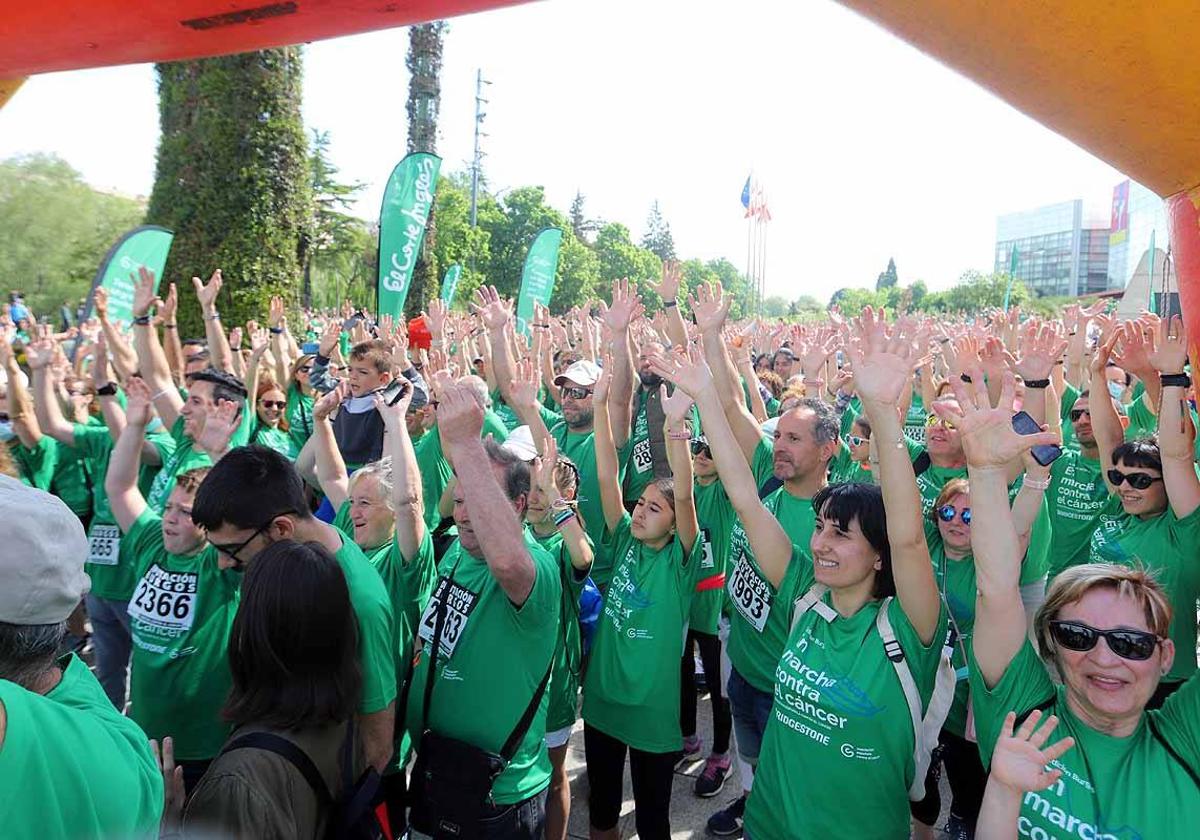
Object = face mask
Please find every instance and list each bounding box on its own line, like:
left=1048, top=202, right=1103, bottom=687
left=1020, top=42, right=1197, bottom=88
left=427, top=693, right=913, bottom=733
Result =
left=0, top=420, right=13, bottom=442
left=1107, top=381, right=1125, bottom=401
left=145, top=417, right=164, bottom=435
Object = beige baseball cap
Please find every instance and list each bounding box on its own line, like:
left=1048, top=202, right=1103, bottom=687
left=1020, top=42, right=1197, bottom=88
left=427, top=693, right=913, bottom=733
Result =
left=0, top=476, right=90, bottom=624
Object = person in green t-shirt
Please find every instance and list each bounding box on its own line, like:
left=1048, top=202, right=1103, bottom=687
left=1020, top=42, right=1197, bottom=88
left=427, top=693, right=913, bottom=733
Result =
left=953, top=367, right=1200, bottom=840
left=248, top=380, right=293, bottom=458
left=108, top=376, right=244, bottom=791
left=191, top=444, right=399, bottom=779
left=657, top=312, right=948, bottom=840
left=0, top=476, right=164, bottom=840
left=829, top=414, right=875, bottom=485
left=403, top=380, right=561, bottom=836
left=1083, top=323, right=1200, bottom=694
left=582, top=350, right=702, bottom=840
left=524, top=438, right=593, bottom=840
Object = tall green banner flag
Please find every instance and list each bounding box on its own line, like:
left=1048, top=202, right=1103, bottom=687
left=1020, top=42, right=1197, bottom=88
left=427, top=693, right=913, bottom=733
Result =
left=83, top=225, right=174, bottom=326
left=440, top=263, right=462, bottom=304
left=515, top=228, right=563, bottom=334
left=1003, top=246, right=1019, bottom=311
left=377, top=152, right=441, bottom=316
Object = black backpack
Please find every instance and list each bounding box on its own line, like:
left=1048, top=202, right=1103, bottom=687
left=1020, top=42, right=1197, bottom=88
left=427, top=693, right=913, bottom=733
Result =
left=219, top=721, right=384, bottom=840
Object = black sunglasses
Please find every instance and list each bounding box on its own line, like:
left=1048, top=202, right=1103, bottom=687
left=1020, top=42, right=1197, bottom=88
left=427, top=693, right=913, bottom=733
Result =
left=690, top=440, right=711, bottom=456
left=1068, top=408, right=1091, bottom=422
left=561, top=386, right=592, bottom=401
left=1049, top=620, right=1161, bottom=661
left=1106, top=469, right=1162, bottom=490
left=259, top=400, right=286, bottom=409
left=937, top=504, right=971, bottom=525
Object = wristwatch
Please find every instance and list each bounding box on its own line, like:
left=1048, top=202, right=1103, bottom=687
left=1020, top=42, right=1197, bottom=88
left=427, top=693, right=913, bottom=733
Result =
left=96, top=383, right=119, bottom=397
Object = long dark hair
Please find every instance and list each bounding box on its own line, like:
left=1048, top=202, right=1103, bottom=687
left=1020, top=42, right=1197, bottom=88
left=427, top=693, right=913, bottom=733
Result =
left=811, top=482, right=895, bottom=598
left=224, top=540, right=361, bottom=730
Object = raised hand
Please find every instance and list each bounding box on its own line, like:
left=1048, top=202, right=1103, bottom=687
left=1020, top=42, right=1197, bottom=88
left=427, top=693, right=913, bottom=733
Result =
left=436, top=382, right=485, bottom=444
left=425, top=298, right=448, bottom=339
left=158, top=282, right=178, bottom=325
left=93, top=286, right=110, bottom=320
left=227, top=327, right=243, bottom=350
left=248, top=327, right=269, bottom=354
left=191, top=269, right=223, bottom=314
left=602, top=278, right=643, bottom=333
left=650, top=260, right=682, bottom=303
left=936, top=369, right=1058, bottom=470
left=318, top=320, right=342, bottom=358
left=24, top=331, right=55, bottom=370
left=989, top=710, right=1074, bottom=794
left=123, top=376, right=155, bottom=427
left=268, top=295, right=285, bottom=329
left=798, top=334, right=838, bottom=380
left=530, top=436, right=561, bottom=502
left=661, top=381, right=695, bottom=426
left=196, top=399, right=240, bottom=456
left=372, top=380, right=412, bottom=425
left=843, top=307, right=918, bottom=408
left=132, top=267, right=163, bottom=319
left=1146, top=314, right=1188, bottom=374
left=313, top=380, right=351, bottom=422
left=688, top=282, right=731, bottom=334
left=471, top=285, right=514, bottom=332
left=592, top=350, right=614, bottom=404
left=647, top=343, right=715, bottom=400
left=509, top=358, right=542, bottom=412
left=1013, top=320, right=1068, bottom=382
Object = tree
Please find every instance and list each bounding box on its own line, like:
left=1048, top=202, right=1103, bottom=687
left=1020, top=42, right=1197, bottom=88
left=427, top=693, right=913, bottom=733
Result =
left=0, top=154, right=144, bottom=317
left=920, top=270, right=1032, bottom=313
left=304, top=129, right=365, bottom=308
left=568, top=190, right=600, bottom=244
left=404, top=21, right=448, bottom=316
left=594, top=222, right=662, bottom=309
left=830, top=286, right=887, bottom=313
left=479, top=186, right=569, bottom=298
left=554, top=232, right=601, bottom=313
left=762, top=295, right=789, bottom=318
left=641, top=200, right=676, bottom=261
left=430, top=172, right=492, bottom=308
left=146, top=48, right=311, bottom=338
left=876, top=257, right=899, bottom=291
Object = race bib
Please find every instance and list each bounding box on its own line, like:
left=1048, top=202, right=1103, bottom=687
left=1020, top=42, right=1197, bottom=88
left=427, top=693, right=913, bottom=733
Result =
left=632, top=438, right=653, bottom=474
left=728, top=553, right=772, bottom=632
left=128, top=565, right=198, bottom=633
left=418, top=576, right=481, bottom=659
left=700, top=529, right=716, bottom=570
left=87, top=523, right=121, bottom=566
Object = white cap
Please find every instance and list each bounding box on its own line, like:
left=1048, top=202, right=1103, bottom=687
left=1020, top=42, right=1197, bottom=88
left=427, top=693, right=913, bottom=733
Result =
left=502, top=425, right=539, bottom=462
left=0, top=476, right=90, bottom=624
left=554, top=360, right=602, bottom=388
left=760, top=417, right=779, bottom=438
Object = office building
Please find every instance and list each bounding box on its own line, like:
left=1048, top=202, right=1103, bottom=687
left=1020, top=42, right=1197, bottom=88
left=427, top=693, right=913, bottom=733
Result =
left=994, top=200, right=1110, bottom=297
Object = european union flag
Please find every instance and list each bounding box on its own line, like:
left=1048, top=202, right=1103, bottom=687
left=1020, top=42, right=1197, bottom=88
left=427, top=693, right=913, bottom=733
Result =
left=741, top=174, right=752, bottom=209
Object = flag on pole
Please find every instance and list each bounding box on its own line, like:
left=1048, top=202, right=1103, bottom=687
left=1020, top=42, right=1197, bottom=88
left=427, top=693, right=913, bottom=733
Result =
left=515, top=229, right=563, bottom=335
left=377, top=152, right=441, bottom=317
left=740, top=174, right=752, bottom=210
left=1003, top=246, right=1019, bottom=311
left=81, top=225, right=174, bottom=326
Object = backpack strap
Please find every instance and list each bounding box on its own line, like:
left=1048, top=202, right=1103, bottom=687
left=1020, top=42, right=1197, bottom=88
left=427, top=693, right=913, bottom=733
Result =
left=499, top=655, right=555, bottom=762
left=875, top=598, right=956, bottom=801
left=912, top=450, right=931, bottom=477
left=789, top=583, right=830, bottom=635
left=220, top=731, right=332, bottom=804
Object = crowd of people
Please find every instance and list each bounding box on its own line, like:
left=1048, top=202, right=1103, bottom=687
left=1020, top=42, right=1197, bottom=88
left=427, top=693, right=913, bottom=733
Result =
left=1, top=262, right=1198, bottom=840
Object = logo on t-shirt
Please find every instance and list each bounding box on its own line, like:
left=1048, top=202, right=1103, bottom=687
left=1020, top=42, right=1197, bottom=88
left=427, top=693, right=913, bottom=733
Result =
left=128, top=564, right=198, bottom=639
left=603, top=547, right=655, bottom=635
left=418, top=576, right=481, bottom=659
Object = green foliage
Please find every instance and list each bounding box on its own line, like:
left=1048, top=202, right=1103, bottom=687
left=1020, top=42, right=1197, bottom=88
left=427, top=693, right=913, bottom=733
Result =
left=568, top=190, right=600, bottom=244
left=594, top=222, right=662, bottom=309
left=478, top=186, right=569, bottom=299
left=921, top=270, right=1032, bottom=313
left=876, top=256, right=899, bottom=291
left=431, top=173, right=491, bottom=309
left=0, top=154, right=144, bottom=317
left=146, top=48, right=312, bottom=338
left=641, top=200, right=676, bottom=261
left=305, top=129, right=369, bottom=309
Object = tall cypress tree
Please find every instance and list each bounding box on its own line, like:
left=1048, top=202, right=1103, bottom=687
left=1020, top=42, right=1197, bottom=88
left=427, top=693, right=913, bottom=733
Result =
left=404, top=22, right=446, bottom=317
left=146, top=48, right=311, bottom=338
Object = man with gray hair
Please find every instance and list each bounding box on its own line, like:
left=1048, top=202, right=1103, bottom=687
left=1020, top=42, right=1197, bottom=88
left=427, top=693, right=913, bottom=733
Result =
left=0, top=476, right=163, bottom=838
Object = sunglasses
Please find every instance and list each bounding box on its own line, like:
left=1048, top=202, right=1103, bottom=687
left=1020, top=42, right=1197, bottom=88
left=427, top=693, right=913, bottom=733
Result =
left=925, top=415, right=954, bottom=429
left=937, top=504, right=972, bottom=525
left=259, top=400, right=286, bottom=409
left=1068, top=408, right=1091, bottom=422
left=561, top=386, right=592, bottom=401
left=690, top=440, right=711, bottom=457
left=845, top=434, right=866, bottom=447
left=1106, top=469, right=1162, bottom=490
left=1049, top=620, right=1161, bottom=661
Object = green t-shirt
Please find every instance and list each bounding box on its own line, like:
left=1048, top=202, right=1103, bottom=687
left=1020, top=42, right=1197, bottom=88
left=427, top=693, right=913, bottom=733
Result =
left=551, top=418, right=627, bottom=587
left=489, top=390, right=522, bottom=432
left=903, top=391, right=928, bottom=444
left=146, top=406, right=253, bottom=514
left=1088, top=505, right=1200, bottom=683
left=692, top=478, right=734, bottom=635
left=0, top=654, right=164, bottom=839
left=407, top=533, right=561, bottom=804
left=412, top=427, right=455, bottom=532
left=249, top=418, right=292, bottom=459
left=725, top=438, right=818, bottom=692
left=534, top=529, right=591, bottom=732
left=330, top=498, right=393, bottom=563
left=285, top=384, right=315, bottom=456
left=1046, top=449, right=1116, bottom=579
left=10, top=436, right=57, bottom=489
left=744, top=566, right=949, bottom=840
left=334, top=533, right=399, bottom=714
left=913, top=451, right=967, bottom=517
left=50, top=438, right=92, bottom=520
left=968, top=640, right=1200, bottom=839
left=72, top=423, right=173, bottom=600
left=583, top=514, right=703, bottom=752
left=622, top=389, right=700, bottom=505
left=482, top=408, right=509, bottom=443
left=124, top=508, right=241, bottom=760
left=829, top=438, right=874, bottom=485
left=1125, top=394, right=1200, bottom=461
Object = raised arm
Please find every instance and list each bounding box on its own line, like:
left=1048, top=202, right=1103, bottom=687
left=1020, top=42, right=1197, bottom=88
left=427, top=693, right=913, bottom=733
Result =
left=1010, top=453, right=1051, bottom=556
left=375, top=383, right=426, bottom=561
left=106, top=376, right=155, bottom=532
left=1, top=328, right=40, bottom=448
left=507, top=358, right=554, bottom=457
left=130, top=268, right=184, bottom=429
left=977, top=711, right=1075, bottom=840
left=533, top=437, right=593, bottom=573
left=662, top=383, right=698, bottom=553
left=601, top=279, right=641, bottom=450
left=650, top=261, right=688, bottom=348
left=193, top=270, right=233, bottom=373
left=941, top=370, right=1060, bottom=687
left=650, top=347, right=794, bottom=588
left=439, top=383, right=536, bottom=605
left=92, top=287, right=139, bottom=381
left=474, top=286, right=517, bottom=405
left=157, top=283, right=184, bottom=386
left=691, top=283, right=762, bottom=461
left=1146, top=315, right=1200, bottom=519
left=591, top=354, right=626, bottom=533
left=310, top=383, right=351, bottom=509
left=26, top=336, right=76, bottom=445
left=731, top=334, right=769, bottom=423
left=846, top=309, right=941, bottom=644
left=1088, top=333, right=1125, bottom=495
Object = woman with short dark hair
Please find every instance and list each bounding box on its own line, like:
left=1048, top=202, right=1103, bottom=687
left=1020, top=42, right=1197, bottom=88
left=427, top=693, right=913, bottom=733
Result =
left=180, top=539, right=363, bottom=840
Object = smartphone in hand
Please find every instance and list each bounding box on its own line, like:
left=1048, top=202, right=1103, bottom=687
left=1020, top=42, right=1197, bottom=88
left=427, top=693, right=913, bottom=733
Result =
left=1011, top=410, right=1062, bottom=466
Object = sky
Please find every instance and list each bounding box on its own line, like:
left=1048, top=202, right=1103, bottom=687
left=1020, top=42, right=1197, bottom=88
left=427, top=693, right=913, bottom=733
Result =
left=0, top=0, right=1131, bottom=305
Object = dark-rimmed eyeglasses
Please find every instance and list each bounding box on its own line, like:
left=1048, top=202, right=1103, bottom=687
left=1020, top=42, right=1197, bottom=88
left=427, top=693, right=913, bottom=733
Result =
left=1106, top=469, right=1162, bottom=490
left=1049, top=620, right=1161, bottom=661
left=937, top=504, right=971, bottom=525
left=1068, top=408, right=1091, bottom=422
left=208, top=516, right=287, bottom=569
left=561, top=386, right=592, bottom=401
